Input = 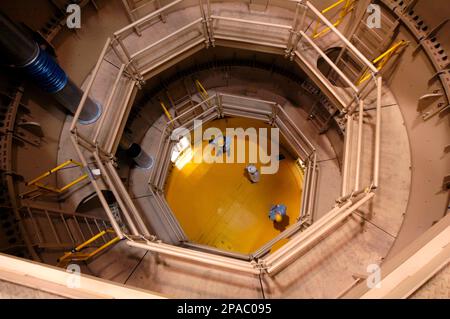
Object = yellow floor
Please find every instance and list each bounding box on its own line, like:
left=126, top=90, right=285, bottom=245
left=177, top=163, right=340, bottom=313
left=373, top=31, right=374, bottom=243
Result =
left=165, top=118, right=304, bottom=254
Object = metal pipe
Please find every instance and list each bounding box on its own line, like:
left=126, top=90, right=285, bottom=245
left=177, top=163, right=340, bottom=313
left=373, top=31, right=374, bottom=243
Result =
left=149, top=128, right=169, bottom=185
left=267, top=194, right=374, bottom=274
left=127, top=240, right=260, bottom=274
left=355, top=100, right=364, bottom=191
left=0, top=11, right=101, bottom=125
left=70, top=135, right=124, bottom=238
left=93, top=151, right=140, bottom=236
left=300, top=31, right=359, bottom=93
left=205, top=0, right=215, bottom=46
left=286, top=2, right=301, bottom=55
left=305, top=2, right=378, bottom=73
left=220, top=93, right=277, bottom=105
left=130, top=18, right=203, bottom=59
left=140, top=38, right=206, bottom=76
left=183, top=242, right=252, bottom=261
left=198, top=0, right=210, bottom=46
left=155, top=191, right=187, bottom=241
left=264, top=202, right=352, bottom=265
left=307, top=154, right=317, bottom=220
left=298, top=158, right=312, bottom=220
left=341, top=114, right=353, bottom=196
left=290, top=3, right=308, bottom=54
left=276, top=105, right=316, bottom=151
left=105, top=162, right=152, bottom=236
left=148, top=187, right=184, bottom=241
left=106, top=80, right=136, bottom=152
left=120, top=138, right=154, bottom=169
left=93, top=64, right=126, bottom=144
left=71, top=37, right=111, bottom=131
left=213, top=35, right=287, bottom=49
left=211, top=15, right=292, bottom=29
left=275, top=117, right=310, bottom=159
left=220, top=103, right=273, bottom=116
left=114, top=0, right=185, bottom=37
left=252, top=221, right=306, bottom=259
left=374, top=76, right=382, bottom=188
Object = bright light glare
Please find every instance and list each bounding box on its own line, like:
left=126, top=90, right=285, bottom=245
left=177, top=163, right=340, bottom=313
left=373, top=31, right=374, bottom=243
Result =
left=171, top=136, right=190, bottom=163
left=171, top=136, right=193, bottom=170
left=174, top=148, right=193, bottom=170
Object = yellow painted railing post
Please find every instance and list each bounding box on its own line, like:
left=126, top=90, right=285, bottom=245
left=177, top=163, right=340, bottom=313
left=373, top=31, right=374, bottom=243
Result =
left=313, top=0, right=355, bottom=39
left=160, top=100, right=174, bottom=122
left=195, top=79, right=212, bottom=106
left=20, top=159, right=90, bottom=199
left=57, top=229, right=120, bottom=267
left=357, top=40, right=409, bottom=85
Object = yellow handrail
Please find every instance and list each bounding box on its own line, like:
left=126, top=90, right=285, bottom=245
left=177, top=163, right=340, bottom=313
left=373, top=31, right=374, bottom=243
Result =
left=357, top=40, right=409, bottom=85
left=20, top=159, right=89, bottom=199
left=160, top=100, right=174, bottom=122
left=195, top=79, right=212, bottom=106
left=57, top=229, right=119, bottom=267
left=313, top=0, right=355, bottom=39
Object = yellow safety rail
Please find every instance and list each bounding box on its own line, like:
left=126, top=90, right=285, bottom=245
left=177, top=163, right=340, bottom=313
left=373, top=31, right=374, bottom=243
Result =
left=20, top=159, right=89, bottom=199
left=57, top=229, right=120, bottom=267
left=195, top=79, right=212, bottom=106
left=357, top=40, right=409, bottom=85
left=160, top=100, right=174, bottom=122
left=313, top=0, right=356, bottom=39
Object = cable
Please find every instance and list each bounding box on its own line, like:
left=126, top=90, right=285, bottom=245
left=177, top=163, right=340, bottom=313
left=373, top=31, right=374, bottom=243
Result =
left=258, top=272, right=266, bottom=299
left=124, top=250, right=149, bottom=285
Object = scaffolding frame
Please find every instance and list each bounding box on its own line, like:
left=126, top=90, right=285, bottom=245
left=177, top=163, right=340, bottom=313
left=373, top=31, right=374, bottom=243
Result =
left=69, top=0, right=383, bottom=275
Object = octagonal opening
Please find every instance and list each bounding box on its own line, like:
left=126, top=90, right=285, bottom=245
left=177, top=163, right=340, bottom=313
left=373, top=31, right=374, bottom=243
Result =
left=164, top=117, right=304, bottom=254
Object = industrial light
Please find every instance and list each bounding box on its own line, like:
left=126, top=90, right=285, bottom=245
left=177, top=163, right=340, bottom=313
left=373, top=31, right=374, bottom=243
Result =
left=174, top=148, right=194, bottom=170
left=171, top=136, right=193, bottom=170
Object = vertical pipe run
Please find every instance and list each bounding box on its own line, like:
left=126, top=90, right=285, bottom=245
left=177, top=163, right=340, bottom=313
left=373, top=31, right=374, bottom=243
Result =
left=307, top=153, right=317, bottom=222
left=291, top=3, right=308, bottom=54
left=286, top=2, right=300, bottom=55
left=0, top=11, right=101, bottom=125
left=355, top=99, right=364, bottom=191
left=341, top=114, right=353, bottom=196
left=120, top=136, right=154, bottom=169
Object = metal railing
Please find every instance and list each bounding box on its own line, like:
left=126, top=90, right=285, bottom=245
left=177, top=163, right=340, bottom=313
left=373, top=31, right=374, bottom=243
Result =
left=68, top=0, right=383, bottom=275
left=148, top=92, right=317, bottom=259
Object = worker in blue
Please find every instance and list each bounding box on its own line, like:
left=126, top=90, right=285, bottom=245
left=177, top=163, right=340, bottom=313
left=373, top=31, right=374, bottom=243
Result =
left=210, top=135, right=231, bottom=157
left=269, top=204, right=287, bottom=223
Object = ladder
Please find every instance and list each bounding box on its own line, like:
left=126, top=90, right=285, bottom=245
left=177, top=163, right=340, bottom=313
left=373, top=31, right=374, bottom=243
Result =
left=160, top=78, right=214, bottom=127
left=329, top=4, right=400, bottom=86
left=19, top=159, right=89, bottom=200
left=249, top=0, right=269, bottom=12
left=301, top=80, right=343, bottom=134
left=121, top=0, right=165, bottom=35
left=19, top=204, right=113, bottom=253
left=163, top=78, right=205, bottom=125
